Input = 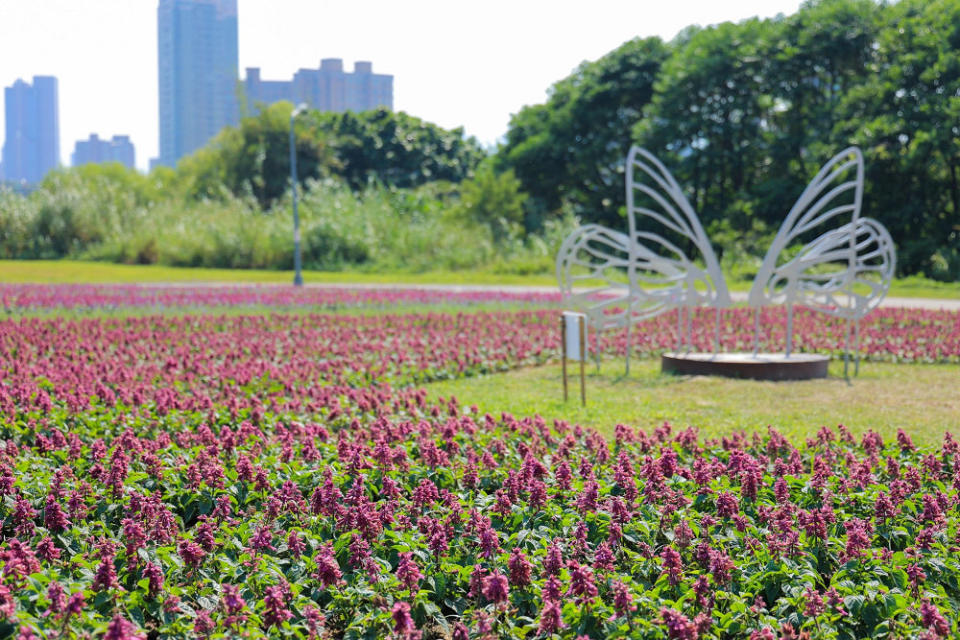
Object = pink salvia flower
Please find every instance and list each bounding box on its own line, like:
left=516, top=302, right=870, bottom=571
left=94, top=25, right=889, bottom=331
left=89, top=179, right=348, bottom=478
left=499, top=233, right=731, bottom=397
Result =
left=396, top=552, right=422, bottom=593
left=222, top=584, right=246, bottom=615
left=314, top=542, right=342, bottom=588
left=392, top=601, right=416, bottom=637
left=716, top=491, right=739, bottom=517
left=803, top=587, right=825, bottom=618
left=612, top=580, right=635, bottom=615
left=193, top=610, right=214, bottom=635
left=538, top=600, right=564, bottom=634
left=248, top=527, right=274, bottom=552
left=541, top=575, right=562, bottom=602
left=482, top=571, right=510, bottom=604
left=43, top=495, right=70, bottom=532
left=907, top=564, right=926, bottom=598
left=262, top=584, right=292, bottom=628
left=544, top=542, right=564, bottom=575
left=661, top=608, right=698, bottom=640
left=178, top=539, right=206, bottom=568
left=567, top=562, right=598, bottom=605
left=35, top=537, right=60, bottom=562
left=65, top=592, right=84, bottom=618
left=142, top=562, right=164, bottom=598
left=92, top=552, right=118, bottom=591
left=920, top=600, right=950, bottom=638
left=661, top=546, right=684, bottom=586
left=104, top=614, right=144, bottom=640
left=508, top=548, right=532, bottom=586
left=45, top=582, right=65, bottom=617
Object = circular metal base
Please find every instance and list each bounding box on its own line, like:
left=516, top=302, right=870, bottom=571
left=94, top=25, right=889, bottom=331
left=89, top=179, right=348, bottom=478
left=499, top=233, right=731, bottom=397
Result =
left=661, top=352, right=829, bottom=381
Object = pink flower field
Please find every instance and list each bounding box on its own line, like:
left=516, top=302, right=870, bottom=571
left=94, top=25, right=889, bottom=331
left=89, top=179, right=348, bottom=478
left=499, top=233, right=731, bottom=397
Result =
left=1, top=284, right=959, bottom=638
left=0, top=284, right=561, bottom=312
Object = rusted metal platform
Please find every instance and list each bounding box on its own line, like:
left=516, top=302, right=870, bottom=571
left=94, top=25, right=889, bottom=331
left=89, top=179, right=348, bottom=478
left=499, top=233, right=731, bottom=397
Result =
left=661, top=352, right=829, bottom=381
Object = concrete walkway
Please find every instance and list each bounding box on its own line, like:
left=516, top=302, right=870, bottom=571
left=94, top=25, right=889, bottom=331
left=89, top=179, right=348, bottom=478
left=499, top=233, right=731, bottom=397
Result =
left=312, top=283, right=960, bottom=310
left=129, top=280, right=960, bottom=311
left=727, top=291, right=960, bottom=311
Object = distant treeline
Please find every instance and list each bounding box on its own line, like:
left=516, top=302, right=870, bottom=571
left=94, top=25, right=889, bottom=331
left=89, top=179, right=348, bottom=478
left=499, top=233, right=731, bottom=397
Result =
left=0, top=107, right=558, bottom=273
left=499, top=0, right=960, bottom=280
left=1, top=0, right=958, bottom=279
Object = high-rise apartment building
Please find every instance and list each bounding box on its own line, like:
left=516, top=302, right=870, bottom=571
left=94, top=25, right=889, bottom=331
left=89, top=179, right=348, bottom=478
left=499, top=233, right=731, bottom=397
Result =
left=72, top=134, right=136, bottom=169
left=1, top=76, right=60, bottom=183
left=243, top=59, right=393, bottom=115
left=155, top=0, right=238, bottom=168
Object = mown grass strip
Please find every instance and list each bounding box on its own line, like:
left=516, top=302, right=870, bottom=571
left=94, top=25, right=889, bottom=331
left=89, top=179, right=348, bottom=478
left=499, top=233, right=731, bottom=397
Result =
left=425, top=358, right=960, bottom=447
left=3, top=259, right=960, bottom=299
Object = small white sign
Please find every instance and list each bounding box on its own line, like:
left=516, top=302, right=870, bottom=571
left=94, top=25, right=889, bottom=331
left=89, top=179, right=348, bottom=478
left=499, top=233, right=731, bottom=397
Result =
left=563, top=311, right=587, bottom=361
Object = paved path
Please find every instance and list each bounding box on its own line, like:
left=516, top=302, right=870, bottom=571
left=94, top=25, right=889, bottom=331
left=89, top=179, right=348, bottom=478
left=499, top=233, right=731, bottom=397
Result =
left=311, top=283, right=960, bottom=310
left=727, top=291, right=960, bottom=311
left=128, top=280, right=960, bottom=311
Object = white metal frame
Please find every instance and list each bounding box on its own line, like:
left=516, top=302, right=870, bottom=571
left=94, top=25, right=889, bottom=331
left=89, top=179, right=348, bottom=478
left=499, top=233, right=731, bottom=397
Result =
left=557, top=145, right=895, bottom=375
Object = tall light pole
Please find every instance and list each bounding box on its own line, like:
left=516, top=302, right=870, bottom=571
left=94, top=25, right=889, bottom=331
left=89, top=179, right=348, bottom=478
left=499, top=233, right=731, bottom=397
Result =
left=289, top=103, right=308, bottom=286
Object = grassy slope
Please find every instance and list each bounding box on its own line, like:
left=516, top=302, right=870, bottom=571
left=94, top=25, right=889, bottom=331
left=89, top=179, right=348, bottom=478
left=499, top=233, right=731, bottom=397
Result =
left=3, top=260, right=960, bottom=299
left=426, top=358, right=960, bottom=447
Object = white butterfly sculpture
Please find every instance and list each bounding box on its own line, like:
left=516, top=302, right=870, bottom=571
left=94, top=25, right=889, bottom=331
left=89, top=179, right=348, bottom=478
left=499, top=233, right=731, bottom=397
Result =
left=557, top=145, right=895, bottom=375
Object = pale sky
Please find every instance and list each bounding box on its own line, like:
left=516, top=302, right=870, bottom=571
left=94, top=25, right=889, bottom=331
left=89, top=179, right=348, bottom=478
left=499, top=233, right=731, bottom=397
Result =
left=0, top=0, right=803, bottom=171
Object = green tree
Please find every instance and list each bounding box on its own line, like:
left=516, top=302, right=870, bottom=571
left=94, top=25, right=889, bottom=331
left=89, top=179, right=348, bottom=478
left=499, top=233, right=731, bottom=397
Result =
left=635, top=20, right=772, bottom=232
left=835, top=0, right=960, bottom=277
left=309, top=108, right=486, bottom=190
left=455, top=161, right=528, bottom=244
left=498, top=37, right=668, bottom=229
left=750, top=0, right=880, bottom=231
left=175, top=101, right=337, bottom=209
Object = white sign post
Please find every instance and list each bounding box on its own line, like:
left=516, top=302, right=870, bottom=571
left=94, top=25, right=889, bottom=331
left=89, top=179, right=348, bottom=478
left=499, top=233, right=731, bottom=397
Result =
left=561, top=311, right=587, bottom=406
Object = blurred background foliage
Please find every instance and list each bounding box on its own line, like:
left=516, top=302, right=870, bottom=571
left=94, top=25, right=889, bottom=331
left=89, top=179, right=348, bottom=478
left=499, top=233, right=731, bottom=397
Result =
left=1, top=0, right=958, bottom=279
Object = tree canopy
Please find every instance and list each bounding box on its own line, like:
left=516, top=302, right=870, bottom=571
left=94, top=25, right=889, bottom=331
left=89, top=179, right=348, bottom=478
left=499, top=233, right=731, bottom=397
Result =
left=498, top=0, right=960, bottom=278
left=310, top=108, right=486, bottom=191
left=498, top=37, right=668, bottom=230
left=174, top=104, right=486, bottom=210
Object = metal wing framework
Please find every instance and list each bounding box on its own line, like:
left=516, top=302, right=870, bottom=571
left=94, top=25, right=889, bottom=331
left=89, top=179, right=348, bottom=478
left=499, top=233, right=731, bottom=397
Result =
left=746, top=146, right=895, bottom=369
left=749, top=146, right=876, bottom=314
left=555, top=146, right=731, bottom=334
left=626, top=147, right=731, bottom=314
left=783, top=216, right=896, bottom=320
left=556, top=224, right=636, bottom=332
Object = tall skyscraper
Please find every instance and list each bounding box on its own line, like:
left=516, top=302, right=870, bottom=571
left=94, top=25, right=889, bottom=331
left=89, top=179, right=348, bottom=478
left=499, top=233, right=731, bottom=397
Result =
left=72, top=134, right=136, bottom=169
left=156, top=0, right=238, bottom=168
left=2, top=76, right=60, bottom=183
left=243, top=59, right=393, bottom=115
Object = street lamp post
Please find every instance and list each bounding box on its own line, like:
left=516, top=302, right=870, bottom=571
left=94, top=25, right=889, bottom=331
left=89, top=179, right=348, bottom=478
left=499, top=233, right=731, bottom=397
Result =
left=289, top=103, right=308, bottom=287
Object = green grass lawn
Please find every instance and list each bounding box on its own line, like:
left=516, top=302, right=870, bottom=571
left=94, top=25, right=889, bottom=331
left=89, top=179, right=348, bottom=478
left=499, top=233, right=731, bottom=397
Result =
left=426, top=358, right=960, bottom=448
left=0, top=260, right=559, bottom=286
left=2, top=259, right=960, bottom=299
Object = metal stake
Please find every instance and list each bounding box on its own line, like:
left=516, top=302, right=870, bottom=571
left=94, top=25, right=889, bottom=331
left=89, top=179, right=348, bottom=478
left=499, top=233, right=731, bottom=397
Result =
left=676, top=307, right=682, bottom=351
left=753, top=307, right=760, bottom=356
left=843, top=317, right=851, bottom=379
left=714, top=306, right=721, bottom=354
left=785, top=304, right=794, bottom=357
left=561, top=315, right=568, bottom=402
left=579, top=317, right=586, bottom=407
left=625, top=304, right=632, bottom=376
left=854, top=319, right=861, bottom=376
left=289, top=103, right=308, bottom=287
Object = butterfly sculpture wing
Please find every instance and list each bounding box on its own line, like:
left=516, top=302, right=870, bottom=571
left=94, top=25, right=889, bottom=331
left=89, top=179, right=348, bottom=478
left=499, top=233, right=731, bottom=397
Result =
left=626, top=147, right=732, bottom=313
left=556, top=146, right=731, bottom=329
left=748, top=147, right=893, bottom=318
left=781, top=216, right=896, bottom=320
left=556, top=224, right=637, bottom=331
